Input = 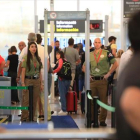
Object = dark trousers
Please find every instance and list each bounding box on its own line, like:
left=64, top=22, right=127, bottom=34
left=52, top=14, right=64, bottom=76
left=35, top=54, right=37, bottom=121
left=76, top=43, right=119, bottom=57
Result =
left=8, top=72, right=19, bottom=102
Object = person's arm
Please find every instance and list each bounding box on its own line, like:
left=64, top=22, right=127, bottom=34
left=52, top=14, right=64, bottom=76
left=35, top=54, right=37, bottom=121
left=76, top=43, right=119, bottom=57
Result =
left=120, top=87, right=140, bottom=134
left=111, top=44, right=117, bottom=57
left=112, top=49, right=117, bottom=57
left=21, top=68, right=26, bottom=86
left=75, top=50, right=81, bottom=65
left=48, top=59, right=50, bottom=72
left=0, top=60, right=5, bottom=71
left=104, top=52, right=118, bottom=79
left=53, top=59, right=63, bottom=73
left=4, top=60, right=10, bottom=67
left=82, top=64, right=85, bottom=73
left=16, top=62, right=22, bottom=83
left=104, top=61, right=118, bottom=79
left=39, top=70, right=43, bottom=91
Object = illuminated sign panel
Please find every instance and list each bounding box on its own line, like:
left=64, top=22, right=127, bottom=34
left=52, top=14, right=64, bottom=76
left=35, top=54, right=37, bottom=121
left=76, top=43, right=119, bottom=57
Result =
left=40, top=20, right=103, bottom=33
left=124, top=0, right=140, bottom=18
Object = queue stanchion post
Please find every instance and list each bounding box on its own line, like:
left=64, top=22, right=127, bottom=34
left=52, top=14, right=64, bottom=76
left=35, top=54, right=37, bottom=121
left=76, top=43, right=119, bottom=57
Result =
left=86, top=90, right=92, bottom=128
left=93, top=96, right=99, bottom=128
left=111, top=84, right=115, bottom=128
left=28, top=85, right=33, bottom=122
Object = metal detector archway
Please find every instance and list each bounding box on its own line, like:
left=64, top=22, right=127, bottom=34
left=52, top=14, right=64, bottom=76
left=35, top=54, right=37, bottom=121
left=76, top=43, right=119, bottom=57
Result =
left=44, top=9, right=90, bottom=123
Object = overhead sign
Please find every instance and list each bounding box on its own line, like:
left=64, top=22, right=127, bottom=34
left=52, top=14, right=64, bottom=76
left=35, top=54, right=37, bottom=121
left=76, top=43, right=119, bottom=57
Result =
left=124, top=0, right=140, bottom=18
left=45, top=11, right=87, bottom=20
left=40, top=20, right=103, bottom=33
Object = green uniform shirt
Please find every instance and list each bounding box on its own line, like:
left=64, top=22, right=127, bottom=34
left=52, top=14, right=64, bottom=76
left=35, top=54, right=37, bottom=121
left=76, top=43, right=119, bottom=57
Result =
left=22, top=55, right=42, bottom=76
left=90, top=49, right=116, bottom=76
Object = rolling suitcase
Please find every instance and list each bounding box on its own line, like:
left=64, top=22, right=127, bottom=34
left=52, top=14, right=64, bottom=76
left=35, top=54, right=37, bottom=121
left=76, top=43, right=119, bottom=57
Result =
left=81, top=92, right=85, bottom=114
left=66, top=91, right=77, bottom=114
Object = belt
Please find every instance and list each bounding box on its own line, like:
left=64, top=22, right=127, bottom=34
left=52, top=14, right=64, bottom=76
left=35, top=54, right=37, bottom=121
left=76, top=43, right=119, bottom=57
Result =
left=91, top=76, right=104, bottom=80
left=25, top=76, right=39, bottom=79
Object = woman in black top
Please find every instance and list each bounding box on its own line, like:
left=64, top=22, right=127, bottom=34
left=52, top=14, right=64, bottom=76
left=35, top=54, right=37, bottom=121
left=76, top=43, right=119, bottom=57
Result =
left=5, top=46, right=19, bottom=104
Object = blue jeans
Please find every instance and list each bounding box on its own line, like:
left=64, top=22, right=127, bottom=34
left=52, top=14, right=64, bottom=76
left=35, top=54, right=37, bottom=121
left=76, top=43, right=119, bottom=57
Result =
left=58, top=79, right=71, bottom=112
left=48, top=73, right=52, bottom=95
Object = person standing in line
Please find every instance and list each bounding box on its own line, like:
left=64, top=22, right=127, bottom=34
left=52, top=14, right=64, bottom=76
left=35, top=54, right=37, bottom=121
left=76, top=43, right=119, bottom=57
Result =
left=5, top=46, right=19, bottom=104
left=107, top=36, right=117, bottom=57
left=21, top=42, right=43, bottom=122
left=116, top=11, right=140, bottom=140
left=53, top=51, right=71, bottom=115
left=4, top=48, right=11, bottom=76
left=16, top=41, right=26, bottom=105
left=18, top=41, right=26, bottom=53
left=36, top=33, right=51, bottom=120
left=0, top=55, right=5, bottom=76
left=113, top=49, right=124, bottom=82
left=118, top=46, right=133, bottom=78
left=83, top=38, right=118, bottom=126
left=62, top=38, right=80, bottom=90
left=17, top=33, right=37, bottom=86
left=54, top=40, right=61, bottom=64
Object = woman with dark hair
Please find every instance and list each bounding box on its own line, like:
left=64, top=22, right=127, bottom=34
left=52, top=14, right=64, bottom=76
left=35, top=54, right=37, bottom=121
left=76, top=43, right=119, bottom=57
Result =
left=21, top=42, right=43, bottom=122
left=5, top=46, right=19, bottom=104
left=53, top=51, right=71, bottom=116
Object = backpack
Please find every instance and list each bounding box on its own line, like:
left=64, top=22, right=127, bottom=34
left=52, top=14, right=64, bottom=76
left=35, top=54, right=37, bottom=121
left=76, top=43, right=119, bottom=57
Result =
left=57, top=59, right=72, bottom=80
left=104, top=44, right=112, bottom=53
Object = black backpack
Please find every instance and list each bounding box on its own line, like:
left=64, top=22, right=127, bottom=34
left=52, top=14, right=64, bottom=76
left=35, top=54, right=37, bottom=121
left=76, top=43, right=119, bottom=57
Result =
left=104, top=44, right=112, bottom=53
left=57, top=59, right=72, bottom=80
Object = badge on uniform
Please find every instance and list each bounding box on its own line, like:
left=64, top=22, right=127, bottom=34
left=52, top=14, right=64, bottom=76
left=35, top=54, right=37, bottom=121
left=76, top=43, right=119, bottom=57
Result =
left=100, top=55, right=104, bottom=58
left=95, top=68, right=100, bottom=72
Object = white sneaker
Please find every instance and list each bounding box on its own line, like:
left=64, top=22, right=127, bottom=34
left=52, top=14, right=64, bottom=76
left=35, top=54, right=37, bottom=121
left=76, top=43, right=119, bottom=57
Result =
left=58, top=110, right=68, bottom=116
left=51, top=111, right=57, bottom=116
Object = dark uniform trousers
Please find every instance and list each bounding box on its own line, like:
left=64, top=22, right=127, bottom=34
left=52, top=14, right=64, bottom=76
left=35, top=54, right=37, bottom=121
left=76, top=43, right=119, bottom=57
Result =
left=21, top=78, right=40, bottom=121
left=90, top=79, right=108, bottom=122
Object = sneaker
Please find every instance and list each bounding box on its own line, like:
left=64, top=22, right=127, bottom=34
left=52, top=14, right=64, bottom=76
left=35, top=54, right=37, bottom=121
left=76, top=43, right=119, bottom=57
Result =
left=100, top=121, right=107, bottom=127
left=58, top=110, right=68, bottom=116
left=51, top=111, right=57, bottom=116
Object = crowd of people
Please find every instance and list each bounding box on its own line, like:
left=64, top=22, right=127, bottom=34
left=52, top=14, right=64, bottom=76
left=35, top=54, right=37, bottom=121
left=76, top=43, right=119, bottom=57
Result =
left=0, top=33, right=132, bottom=123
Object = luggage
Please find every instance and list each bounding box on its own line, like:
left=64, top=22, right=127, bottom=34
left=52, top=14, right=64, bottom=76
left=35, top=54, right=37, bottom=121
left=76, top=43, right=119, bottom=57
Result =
left=66, top=91, right=77, bottom=114
left=73, top=79, right=79, bottom=99
left=81, top=92, right=85, bottom=114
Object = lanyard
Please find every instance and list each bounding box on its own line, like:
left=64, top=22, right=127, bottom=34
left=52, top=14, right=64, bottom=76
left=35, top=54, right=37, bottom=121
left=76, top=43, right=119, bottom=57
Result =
left=93, top=50, right=102, bottom=66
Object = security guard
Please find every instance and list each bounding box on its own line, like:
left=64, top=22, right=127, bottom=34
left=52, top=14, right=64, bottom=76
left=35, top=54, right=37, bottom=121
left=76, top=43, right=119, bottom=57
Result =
left=21, top=42, right=43, bottom=122
left=83, top=38, right=118, bottom=126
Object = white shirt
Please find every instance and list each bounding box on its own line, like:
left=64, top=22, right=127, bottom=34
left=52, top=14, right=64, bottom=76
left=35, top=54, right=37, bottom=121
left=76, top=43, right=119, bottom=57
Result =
left=118, top=49, right=133, bottom=78
left=19, top=46, right=28, bottom=62
left=19, top=44, right=45, bottom=80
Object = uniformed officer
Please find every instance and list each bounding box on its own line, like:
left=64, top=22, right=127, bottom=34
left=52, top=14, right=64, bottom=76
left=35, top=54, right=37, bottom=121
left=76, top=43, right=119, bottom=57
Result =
left=21, top=42, right=43, bottom=122
left=83, top=38, right=118, bottom=126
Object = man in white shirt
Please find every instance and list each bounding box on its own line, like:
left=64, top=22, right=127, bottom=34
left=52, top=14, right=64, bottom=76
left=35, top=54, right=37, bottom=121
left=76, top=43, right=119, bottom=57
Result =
left=17, top=41, right=26, bottom=104
left=118, top=46, right=133, bottom=78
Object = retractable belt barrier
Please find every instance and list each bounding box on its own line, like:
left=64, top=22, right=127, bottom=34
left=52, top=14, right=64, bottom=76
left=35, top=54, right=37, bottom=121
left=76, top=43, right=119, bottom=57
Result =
left=0, top=86, right=33, bottom=122
left=87, top=85, right=116, bottom=128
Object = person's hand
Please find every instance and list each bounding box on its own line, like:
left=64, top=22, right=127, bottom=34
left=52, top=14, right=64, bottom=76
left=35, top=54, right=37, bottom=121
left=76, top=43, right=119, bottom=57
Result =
left=40, top=84, right=44, bottom=92
left=90, top=76, right=93, bottom=81
left=22, top=83, right=27, bottom=92
left=104, top=72, right=111, bottom=80
left=16, top=77, right=20, bottom=84
left=51, top=41, right=54, bottom=48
